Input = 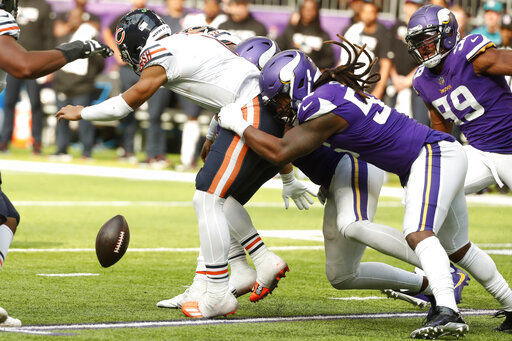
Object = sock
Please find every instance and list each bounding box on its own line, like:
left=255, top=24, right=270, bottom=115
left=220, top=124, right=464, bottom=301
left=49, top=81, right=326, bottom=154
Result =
left=205, top=262, right=229, bottom=299
left=344, top=221, right=421, bottom=268
left=228, top=237, right=249, bottom=266
left=457, top=244, right=512, bottom=311
left=193, top=252, right=207, bottom=282
left=224, top=197, right=268, bottom=265
left=415, top=236, right=458, bottom=312
left=331, top=262, right=424, bottom=291
left=180, top=120, right=200, bottom=167
left=0, top=224, right=13, bottom=269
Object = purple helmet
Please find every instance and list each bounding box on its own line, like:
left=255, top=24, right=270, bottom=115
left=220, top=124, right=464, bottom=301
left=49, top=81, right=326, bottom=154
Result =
left=234, top=36, right=280, bottom=70
left=406, top=5, right=459, bottom=68
left=259, top=50, right=321, bottom=123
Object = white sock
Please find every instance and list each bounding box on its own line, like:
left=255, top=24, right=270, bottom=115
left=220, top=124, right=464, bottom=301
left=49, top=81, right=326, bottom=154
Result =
left=0, top=224, right=13, bottom=269
left=415, top=236, right=458, bottom=312
left=331, top=262, right=424, bottom=291
left=193, top=252, right=207, bottom=282
left=344, top=221, right=421, bottom=268
left=180, top=120, right=200, bottom=167
left=224, top=197, right=268, bottom=265
left=457, top=244, right=512, bottom=311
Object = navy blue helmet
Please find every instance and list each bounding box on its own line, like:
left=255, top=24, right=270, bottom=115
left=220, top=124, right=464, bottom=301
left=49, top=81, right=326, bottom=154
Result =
left=0, top=0, right=18, bottom=18
left=115, top=9, right=171, bottom=74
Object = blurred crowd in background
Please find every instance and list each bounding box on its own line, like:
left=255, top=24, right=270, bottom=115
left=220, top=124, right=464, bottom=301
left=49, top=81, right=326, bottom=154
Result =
left=0, top=0, right=511, bottom=171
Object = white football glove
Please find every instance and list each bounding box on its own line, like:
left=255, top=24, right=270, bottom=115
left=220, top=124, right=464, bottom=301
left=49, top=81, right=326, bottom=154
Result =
left=217, top=103, right=251, bottom=137
left=281, top=170, right=316, bottom=210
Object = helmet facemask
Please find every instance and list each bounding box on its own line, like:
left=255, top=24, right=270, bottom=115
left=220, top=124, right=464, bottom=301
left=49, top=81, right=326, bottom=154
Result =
left=407, top=26, right=450, bottom=68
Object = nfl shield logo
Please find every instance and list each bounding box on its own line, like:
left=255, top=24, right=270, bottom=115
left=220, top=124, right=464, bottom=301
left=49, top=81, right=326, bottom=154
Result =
left=438, top=77, right=445, bottom=85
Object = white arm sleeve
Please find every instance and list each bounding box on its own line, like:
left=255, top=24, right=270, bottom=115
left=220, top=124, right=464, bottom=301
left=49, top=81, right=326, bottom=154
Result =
left=80, top=95, right=133, bottom=121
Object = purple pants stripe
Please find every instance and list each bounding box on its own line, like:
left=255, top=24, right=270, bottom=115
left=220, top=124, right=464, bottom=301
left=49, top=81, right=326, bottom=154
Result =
left=418, top=143, right=442, bottom=232
left=349, top=155, right=368, bottom=221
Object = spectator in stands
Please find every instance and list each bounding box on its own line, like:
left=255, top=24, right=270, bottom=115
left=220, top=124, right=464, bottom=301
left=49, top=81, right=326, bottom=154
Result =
left=340, top=0, right=392, bottom=99
left=183, top=0, right=227, bottom=28
left=347, top=0, right=365, bottom=26
left=101, top=0, right=146, bottom=163
left=52, top=0, right=103, bottom=161
left=388, top=0, right=428, bottom=125
left=276, top=0, right=335, bottom=70
left=0, top=0, right=54, bottom=154
left=450, top=4, right=470, bottom=37
left=429, top=0, right=448, bottom=7
left=471, top=0, right=503, bottom=45
left=219, top=0, right=267, bottom=41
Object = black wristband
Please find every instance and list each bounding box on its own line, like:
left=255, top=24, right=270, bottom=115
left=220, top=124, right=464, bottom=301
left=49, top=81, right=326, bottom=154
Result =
left=55, top=41, right=86, bottom=63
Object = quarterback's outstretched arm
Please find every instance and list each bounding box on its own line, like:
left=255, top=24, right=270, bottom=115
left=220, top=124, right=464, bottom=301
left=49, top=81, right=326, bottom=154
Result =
left=219, top=105, right=346, bottom=167
left=56, top=65, right=168, bottom=122
left=0, top=35, right=112, bottom=79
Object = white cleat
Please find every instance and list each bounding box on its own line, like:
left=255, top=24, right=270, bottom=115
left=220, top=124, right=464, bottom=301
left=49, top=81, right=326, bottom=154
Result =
left=0, top=307, right=21, bottom=327
left=229, top=264, right=257, bottom=298
left=157, top=278, right=207, bottom=309
left=381, top=289, right=430, bottom=309
left=251, top=251, right=289, bottom=302
left=182, top=292, right=238, bottom=318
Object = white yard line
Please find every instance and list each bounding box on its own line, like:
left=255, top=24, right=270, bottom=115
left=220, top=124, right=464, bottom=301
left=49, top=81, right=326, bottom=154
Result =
left=2, top=160, right=512, bottom=206
left=36, top=273, right=99, bottom=277
left=328, top=296, right=386, bottom=301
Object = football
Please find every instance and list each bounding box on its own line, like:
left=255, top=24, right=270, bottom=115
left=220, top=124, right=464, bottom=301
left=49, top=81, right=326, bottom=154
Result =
left=95, top=215, right=130, bottom=268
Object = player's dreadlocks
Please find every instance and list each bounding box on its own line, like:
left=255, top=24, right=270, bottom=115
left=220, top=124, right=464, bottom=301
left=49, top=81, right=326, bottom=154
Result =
left=313, top=34, right=381, bottom=103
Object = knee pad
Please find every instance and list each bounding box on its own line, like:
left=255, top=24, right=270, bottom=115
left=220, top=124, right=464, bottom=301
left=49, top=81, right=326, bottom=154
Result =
left=325, top=263, right=356, bottom=289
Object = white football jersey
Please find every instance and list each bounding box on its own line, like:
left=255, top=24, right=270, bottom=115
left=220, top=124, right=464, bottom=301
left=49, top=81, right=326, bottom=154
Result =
left=139, top=32, right=260, bottom=112
left=0, top=9, right=20, bottom=92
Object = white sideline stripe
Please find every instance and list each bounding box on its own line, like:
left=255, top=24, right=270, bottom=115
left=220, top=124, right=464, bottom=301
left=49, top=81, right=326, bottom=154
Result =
left=11, top=309, right=497, bottom=333
left=36, top=273, right=99, bottom=277
left=9, top=200, right=403, bottom=208
left=328, top=296, right=386, bottom=301
left=9, top=246, right=324, bottom=253
left=2, top=160, right=511, bottom=206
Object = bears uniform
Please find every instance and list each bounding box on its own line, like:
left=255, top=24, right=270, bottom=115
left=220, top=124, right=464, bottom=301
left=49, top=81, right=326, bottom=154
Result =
left=413, top=34, right=512, bottom=193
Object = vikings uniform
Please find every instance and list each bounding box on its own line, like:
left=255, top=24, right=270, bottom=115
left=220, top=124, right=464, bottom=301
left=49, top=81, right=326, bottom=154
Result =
left=139, top=32, right=283, bottom=202
left=413, top=34, right=512, bottom=194
left=297, top=81, right=469, bottom=250
left=0, top=9, right=20, bottom=92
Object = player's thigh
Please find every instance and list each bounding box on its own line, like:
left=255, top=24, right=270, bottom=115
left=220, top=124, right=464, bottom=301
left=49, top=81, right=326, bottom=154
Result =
left=196, top=96, right=283, bottom=199
left=0, top=189, right=19, bottom=225
left=492, top=152, right=512, bottom=189
left=323, top=197, right=366, bottom=283
left=231, top=163, right=279, bottom=206
left=403, top=140, right=467, bottom=237
left=330, top=154, right=383, bottom=233
left=463, top=145, right=496, bottom=194
left=436, top=188, right=469, bottom=255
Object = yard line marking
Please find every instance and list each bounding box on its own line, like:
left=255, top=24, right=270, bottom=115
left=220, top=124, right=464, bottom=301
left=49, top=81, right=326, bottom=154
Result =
left=0, top=327, right=72, bottom=336
left=8, top=309, right=497, bottom=333
left=9, top=200, right=403, bottom=208
left=2, top=160, right=511, bottom=206
left=9, top=246, right=324, bottom=253
left=328, top=296, right=386, bottom=301
left=36, top=273, right=100, bottom=277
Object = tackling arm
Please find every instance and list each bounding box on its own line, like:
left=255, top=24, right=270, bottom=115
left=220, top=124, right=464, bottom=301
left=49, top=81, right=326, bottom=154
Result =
left=426, top=101, right=453, bottom=134
left=241, top=114, right=347, bottom=167
left=473, top=48, right=512, bottom=76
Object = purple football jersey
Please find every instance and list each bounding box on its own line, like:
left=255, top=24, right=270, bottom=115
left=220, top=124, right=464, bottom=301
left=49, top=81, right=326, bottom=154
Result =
left=297, top=82, right=453, bottom=180
left=293, top=145, right=344, bottom=188
left=413, top=34, right=512, bottom=154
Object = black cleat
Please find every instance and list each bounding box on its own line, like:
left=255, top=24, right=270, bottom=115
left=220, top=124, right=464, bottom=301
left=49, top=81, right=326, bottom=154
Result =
left=494, top=310, right=512, bottom=333
left=410, top=306, right=469, bottom=339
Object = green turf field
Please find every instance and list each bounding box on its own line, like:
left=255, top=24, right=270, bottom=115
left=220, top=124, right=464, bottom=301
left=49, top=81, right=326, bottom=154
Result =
left=0, top=166, right=511, bottom=340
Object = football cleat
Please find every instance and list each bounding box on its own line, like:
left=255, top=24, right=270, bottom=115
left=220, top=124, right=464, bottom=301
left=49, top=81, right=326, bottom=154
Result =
left=181, top=292, right=238, bottom=318
left=381, top=289, right=430, bottom=309
left=410, top=306, right=469, bottom=339
left=229, top=264, right=257, bottom=298
left=0, top=307, right=21, bottom=327
left=493, top=310, right=512, bottom=333
left=250, top=252, right=289, bottom=302
left=450, top=264, right=470, bottom=304
left=157, top=277, right=207, bottom=309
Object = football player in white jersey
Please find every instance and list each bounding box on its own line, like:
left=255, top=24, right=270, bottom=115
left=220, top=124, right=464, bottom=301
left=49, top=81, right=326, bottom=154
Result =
left=0, top=0, right=112, bottom=327
left=56, top=9, right=314, bottom=319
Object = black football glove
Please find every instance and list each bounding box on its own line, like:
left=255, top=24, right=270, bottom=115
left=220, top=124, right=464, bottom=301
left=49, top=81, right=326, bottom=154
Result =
left=56, top=40, right=114, bottom=63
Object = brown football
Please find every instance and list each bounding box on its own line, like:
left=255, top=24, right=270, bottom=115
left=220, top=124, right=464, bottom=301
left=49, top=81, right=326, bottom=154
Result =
left=95, top=215, right=130, bottom=267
